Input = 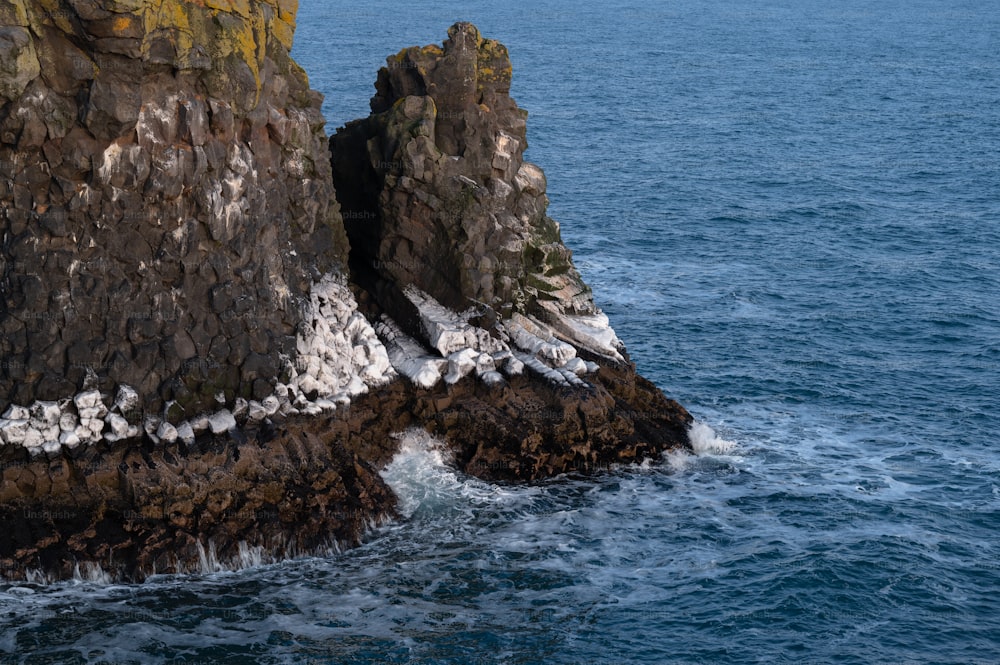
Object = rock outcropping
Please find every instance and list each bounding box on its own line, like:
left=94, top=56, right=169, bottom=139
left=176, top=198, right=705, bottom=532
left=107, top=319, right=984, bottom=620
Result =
left=330, top=22, right=690, bottom=480
left=0, top=11, right=692, bottom=581
left=331, top=24, right=611, bottom=356
left=0, top=0, right=347, bottom=418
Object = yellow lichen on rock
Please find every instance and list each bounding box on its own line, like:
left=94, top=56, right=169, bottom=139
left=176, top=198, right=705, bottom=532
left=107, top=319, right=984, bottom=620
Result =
left=3, top=0, right=298, bottom=71
left=0, top=0, right=30, bottom=26
left=204, top=0, right=235, bottom=13
left=476, top=38, right=513, bottom=92
left=270, top=0, right=297, bottom=51
left=142, top=0, right=195, bottom=61
left=205, top=0, right=252, bottom=18
left=276, top=0, right=297, bottom=23
left=113, top=15, right=136, bottom=34
left=135, top=0, right=291, bottom=102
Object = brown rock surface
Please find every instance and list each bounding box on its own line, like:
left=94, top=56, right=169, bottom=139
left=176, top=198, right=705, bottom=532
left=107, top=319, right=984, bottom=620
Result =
left=0, top=0, right=347, bottom=415
left=0, top=382, right=412, bottom=581
left=0, top=18, right=693, bottom=581
left=0, top=356, right=689, bottom=580
left=331, top=22, right=600, bottom=332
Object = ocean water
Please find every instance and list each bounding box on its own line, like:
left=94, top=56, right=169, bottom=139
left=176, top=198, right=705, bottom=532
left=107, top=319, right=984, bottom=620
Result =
left=3, top=0, right=999, bottom=663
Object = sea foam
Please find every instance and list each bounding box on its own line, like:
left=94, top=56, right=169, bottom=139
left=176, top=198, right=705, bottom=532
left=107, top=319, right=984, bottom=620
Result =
left=380, top=429, right=528, bottom=520
left=688, top=421, right=738, bottom=455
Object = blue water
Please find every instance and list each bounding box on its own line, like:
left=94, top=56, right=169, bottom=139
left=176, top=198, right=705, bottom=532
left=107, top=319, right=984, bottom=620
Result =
left=3, top=0, right=999, bottom=663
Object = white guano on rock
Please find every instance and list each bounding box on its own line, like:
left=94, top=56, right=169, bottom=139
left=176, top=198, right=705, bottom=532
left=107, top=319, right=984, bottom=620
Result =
left=288, top=274, right=396, bottom=401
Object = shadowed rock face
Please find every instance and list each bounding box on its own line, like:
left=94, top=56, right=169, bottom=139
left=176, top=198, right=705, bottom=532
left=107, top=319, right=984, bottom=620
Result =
left=0, top=0, right=347, bottom=416
left=332, top=23, right=598, bottom=334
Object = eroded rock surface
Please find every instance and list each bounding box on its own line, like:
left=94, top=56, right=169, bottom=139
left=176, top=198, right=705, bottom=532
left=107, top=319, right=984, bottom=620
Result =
left=0, top=0, right=347, bottom=417
left=331, top=23, right=607, bottom=352
left=0, top=361, right=688, bottom=580
left=0, top=382, right=412, bottom=581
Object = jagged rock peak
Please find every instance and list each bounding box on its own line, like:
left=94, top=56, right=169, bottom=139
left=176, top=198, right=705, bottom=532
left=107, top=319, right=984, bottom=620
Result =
left=331, top=23, right=620, bottom=360
left=370, top=22, right=517, bottom=156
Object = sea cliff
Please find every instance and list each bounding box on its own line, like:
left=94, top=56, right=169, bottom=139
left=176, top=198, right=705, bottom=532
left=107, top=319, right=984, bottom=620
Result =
left=0, top=2, right=689, bottom=581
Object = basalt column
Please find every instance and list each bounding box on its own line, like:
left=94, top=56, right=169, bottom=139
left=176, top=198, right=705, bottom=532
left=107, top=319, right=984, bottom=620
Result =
left=0, top=0, right=348, bottom=418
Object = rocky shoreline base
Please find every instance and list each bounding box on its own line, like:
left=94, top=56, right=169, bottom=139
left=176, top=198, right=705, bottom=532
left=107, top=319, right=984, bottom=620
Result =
left=1, top=355, right=688, bottom=582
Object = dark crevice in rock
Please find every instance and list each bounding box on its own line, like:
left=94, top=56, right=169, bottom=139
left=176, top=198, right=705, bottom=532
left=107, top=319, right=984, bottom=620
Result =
left=328, top=115, right=422, bottom=335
